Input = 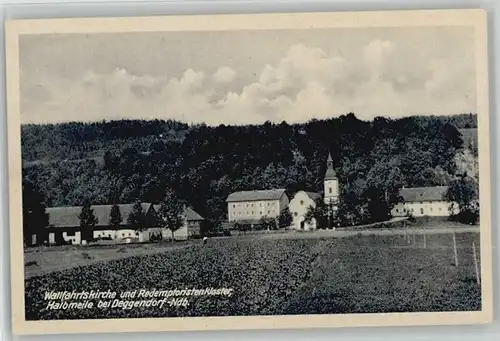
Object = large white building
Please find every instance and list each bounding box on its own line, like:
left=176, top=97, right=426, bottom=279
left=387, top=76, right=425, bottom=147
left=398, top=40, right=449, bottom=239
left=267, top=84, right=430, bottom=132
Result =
left=288, top=191, right=321, bottom=231
left=226, top=188, right=289, bottom=222
left=390, top=186, right=459, bottom=217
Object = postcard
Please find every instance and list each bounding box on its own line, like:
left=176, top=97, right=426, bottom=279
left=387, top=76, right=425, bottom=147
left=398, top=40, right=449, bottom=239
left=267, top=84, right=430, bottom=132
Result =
left=4, top=9, right=492, bottom=335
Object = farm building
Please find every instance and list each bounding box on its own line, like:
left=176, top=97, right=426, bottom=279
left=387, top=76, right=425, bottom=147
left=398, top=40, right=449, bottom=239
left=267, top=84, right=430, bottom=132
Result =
left=151, top=205, right=205, bottom=240
left=391, top=186, right=460, bottom=218
left=37, top=203, right=204, bottom=246
left=288, top=191, right=320, bottom=231
left=44, top=203, right=157, bottom=245
left=226, top=188, right=289, bottom=223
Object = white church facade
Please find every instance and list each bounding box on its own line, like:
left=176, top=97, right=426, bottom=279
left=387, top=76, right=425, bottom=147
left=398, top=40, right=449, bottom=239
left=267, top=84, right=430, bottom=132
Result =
left=288, top=152, right=340, bottom=231
left=288, top=191, right=321, bottom=231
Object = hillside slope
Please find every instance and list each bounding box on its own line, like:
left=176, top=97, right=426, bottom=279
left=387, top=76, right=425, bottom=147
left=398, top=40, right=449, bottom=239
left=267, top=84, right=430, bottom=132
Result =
left=22, top=113, right=477, bottom=226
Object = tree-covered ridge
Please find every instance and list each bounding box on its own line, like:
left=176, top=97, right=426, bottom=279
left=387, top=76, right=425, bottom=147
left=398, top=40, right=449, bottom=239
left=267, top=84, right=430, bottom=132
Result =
left=21, top=119, right=189, bottom=162
left=21, top=113, right=476, bottom=163
left=22, top=113, right=478, bottom=228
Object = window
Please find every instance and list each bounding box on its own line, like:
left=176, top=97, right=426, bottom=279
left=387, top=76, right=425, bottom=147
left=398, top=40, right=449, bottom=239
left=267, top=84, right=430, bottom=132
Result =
left=67, top=231, right=76, bottom=237
left=439, top=207, right=442, bottom=211
left=268, top=210, right=271, bottom=214
left=329, top=187, right=332, bottom=194
left=430, top=207, right=433, bottom=212
left=294, top=212, right=297, bottom=216
left=300, top=200, right=304, bottom=205
left=246, top=204, right=249, bottom=208
left=420, top=208, right=424, bottom=215
left=395, top=209, right=399, bottom=213
left=233, top=204, right=235, bottom=208
left=252, top=211, right=254, bottom=215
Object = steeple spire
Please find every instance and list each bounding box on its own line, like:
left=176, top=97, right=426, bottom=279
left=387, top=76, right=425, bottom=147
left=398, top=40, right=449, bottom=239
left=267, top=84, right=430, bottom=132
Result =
left=324, top=151, right=337, bottom=180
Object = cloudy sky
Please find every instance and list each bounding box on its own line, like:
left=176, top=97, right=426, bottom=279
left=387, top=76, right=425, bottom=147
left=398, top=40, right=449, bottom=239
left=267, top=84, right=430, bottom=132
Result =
left=19, top=26, right=476, bottom=125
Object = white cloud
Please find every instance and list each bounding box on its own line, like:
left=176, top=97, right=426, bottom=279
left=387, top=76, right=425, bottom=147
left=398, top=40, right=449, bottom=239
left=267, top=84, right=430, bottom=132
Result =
left=213, top=66, right=236, bottom=83
left=20, top=40, right=476, bottom=125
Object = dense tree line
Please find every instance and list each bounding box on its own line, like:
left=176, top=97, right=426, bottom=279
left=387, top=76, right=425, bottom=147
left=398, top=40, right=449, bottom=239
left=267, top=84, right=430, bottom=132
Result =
left=22, top=113, right=478, bottom=231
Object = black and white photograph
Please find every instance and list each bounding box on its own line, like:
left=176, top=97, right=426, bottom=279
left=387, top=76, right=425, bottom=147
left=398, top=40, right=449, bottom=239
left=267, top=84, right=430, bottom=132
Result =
left=5, top=9, right=492, bottom=335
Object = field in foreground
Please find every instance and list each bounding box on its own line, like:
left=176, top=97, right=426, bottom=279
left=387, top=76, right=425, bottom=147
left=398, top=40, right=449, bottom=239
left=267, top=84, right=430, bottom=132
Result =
left=25, top=232, right=481, bottom=320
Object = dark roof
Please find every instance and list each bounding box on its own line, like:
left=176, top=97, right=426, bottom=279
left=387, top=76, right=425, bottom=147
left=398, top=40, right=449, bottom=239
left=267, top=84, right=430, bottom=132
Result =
left=304, top=192, right=321, bottom=201
left=226, top=189, right=286, bottom=202
left=46, top=203, right=204, bottom=228
left=399, top=186, right=449, bottom=203
left=46, top=203, right=153, bottom=228
left=152, top=205, right=204, bottom=221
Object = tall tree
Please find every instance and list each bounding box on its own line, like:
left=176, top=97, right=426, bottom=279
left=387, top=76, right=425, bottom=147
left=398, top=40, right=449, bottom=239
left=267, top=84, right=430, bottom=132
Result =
left=109, top=203, right=122, bottom=228
left=78, top=199, right=98, bottom=242
left=305, top=198, right=329, bottom=229
left=22, top=180, right=49, bottom=246
left=127, top=200, right=147, bottom=232
left=278, top=207, right=293, bottom=229
left=158, top=189, right=185, bottom=241
left=445, top=174, right=479, bottom=224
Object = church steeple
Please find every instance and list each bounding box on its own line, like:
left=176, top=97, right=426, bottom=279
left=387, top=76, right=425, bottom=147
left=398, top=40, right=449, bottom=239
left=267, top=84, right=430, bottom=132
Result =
left=324, top=151, right=337, bottom=180
left=323, top=151, right=339, bottom=205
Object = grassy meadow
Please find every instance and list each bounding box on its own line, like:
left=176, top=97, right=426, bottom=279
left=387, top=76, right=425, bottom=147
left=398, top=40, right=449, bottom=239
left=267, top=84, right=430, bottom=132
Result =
left=24, top=230, right=481, bottom=320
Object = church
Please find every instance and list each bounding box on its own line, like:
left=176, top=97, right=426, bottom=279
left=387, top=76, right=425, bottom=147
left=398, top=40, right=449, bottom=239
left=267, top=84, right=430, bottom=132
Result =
left=288, top=152, right=340, bottom=231
left=225, top=152, right=341, bottom=231
left=226, top=148, right=461, bottom=231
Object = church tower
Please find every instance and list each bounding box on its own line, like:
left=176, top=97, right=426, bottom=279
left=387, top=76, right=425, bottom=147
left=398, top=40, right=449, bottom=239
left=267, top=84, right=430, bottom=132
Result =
left=323, top=152, right=339, bottom=205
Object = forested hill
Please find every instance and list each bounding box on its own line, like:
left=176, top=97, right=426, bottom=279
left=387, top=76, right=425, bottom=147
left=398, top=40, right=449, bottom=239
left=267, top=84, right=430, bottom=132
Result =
left=22, top=113, right=477, bottom=227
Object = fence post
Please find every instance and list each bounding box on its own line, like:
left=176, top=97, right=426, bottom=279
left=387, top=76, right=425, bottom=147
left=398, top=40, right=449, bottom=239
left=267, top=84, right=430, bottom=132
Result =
left=423, top=230, right=427, bottom=249
left=472, top=242, right=480, bottom=285
left=453, top=232, right=459, bottom=267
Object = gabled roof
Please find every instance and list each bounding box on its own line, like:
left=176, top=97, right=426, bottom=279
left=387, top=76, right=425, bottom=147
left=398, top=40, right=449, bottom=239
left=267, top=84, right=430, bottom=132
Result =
left=399, top=186, right=448, bottom=203
left=226, top=188, right=287, bottom=202
left=152, top=205, right=204, bottom=221
left=46, top=203, right=153, bottom=228
left=305, top=192, right=322, bottom=201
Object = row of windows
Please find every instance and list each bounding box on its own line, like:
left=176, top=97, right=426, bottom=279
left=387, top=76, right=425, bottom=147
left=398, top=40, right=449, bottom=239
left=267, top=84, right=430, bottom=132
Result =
left=65, top=231, right=138, bottom=238
left=232, top=202, right=276, bottom=208
left=232, top=210, right=275, bottom=216
left=395, top=207, right=443, bottom=214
